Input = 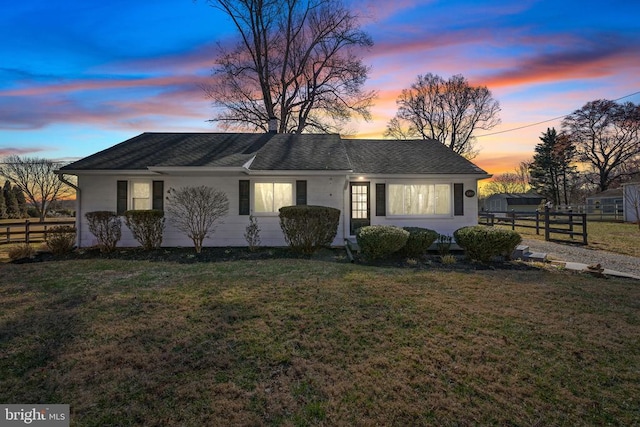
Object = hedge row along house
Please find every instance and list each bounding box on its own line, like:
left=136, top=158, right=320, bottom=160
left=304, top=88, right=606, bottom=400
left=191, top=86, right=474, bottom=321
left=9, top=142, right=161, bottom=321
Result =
left=58, top=132, right=490, bottom=248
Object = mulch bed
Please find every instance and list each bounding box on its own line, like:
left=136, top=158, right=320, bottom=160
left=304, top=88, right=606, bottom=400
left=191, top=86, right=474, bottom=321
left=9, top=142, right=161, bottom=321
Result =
left=12, top=246, right=540, bottom=272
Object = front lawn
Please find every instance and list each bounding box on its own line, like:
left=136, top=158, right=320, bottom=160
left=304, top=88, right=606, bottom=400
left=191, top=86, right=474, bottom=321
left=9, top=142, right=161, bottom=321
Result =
left=1, top=259, right=639, bottom=425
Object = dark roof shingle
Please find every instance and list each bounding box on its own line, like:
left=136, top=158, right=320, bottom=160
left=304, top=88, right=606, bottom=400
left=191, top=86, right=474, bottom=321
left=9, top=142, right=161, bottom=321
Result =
left=343, top=139, right=488, bottom=175
left=60, top=132, right=488, bottom=176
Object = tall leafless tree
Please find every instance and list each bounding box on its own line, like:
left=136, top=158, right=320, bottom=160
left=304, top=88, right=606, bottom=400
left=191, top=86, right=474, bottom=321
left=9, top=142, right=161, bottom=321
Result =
left=483, top=171, right=530, bottom=196
left=204, top=0, right=376, bottom=134
left=562, top=99, right=640, bottom=192
left=384, top=73, right=501, bottom=158
left=0, top=156, right=74, bottom=222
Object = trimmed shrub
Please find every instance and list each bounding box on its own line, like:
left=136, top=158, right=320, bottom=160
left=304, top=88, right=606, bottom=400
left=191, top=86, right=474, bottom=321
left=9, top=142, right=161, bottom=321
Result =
left=279, top=205, right=340, bottom=254
left=453, top=226, right=522, bottom=263
left=45, top=225, right=76, bottom=255
left=85, top=211, right=122, bottom=253
left=8, top=243, right=35, bottom=261
left=124, top=210, right=165, bottom=250
left=399, top=227, right=439, bottom=257
left=356, top=225, right=409, bottom=260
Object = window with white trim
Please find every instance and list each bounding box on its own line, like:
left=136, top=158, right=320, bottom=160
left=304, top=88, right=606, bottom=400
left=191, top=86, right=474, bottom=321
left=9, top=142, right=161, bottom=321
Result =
left=254, top=182, right=293, bottom=213
left=131, top=182, right=151, bottom=210
left=388, top=183, right=451, bottom=216
left=117, top=180, right=164, bottom=214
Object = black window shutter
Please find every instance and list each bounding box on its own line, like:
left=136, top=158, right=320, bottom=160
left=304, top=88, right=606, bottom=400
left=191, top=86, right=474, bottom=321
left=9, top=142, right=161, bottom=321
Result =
left=296, top=180, right=307, bottom=205
left=117, top=181, right=128, bottom=215
left=454, top=183, right=464, bottom=216
left=152, top=181, right=164, bottom=211
left=239, top=180, right=250, bottom=215
left=376, top=183, right=386, bottom=216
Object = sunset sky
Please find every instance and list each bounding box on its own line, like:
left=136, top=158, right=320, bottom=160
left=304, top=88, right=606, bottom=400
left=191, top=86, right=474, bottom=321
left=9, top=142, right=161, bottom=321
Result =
left=2, top=0, right=639, bottom=175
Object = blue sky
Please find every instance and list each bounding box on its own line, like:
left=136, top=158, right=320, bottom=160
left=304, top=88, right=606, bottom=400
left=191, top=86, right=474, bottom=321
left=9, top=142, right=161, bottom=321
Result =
left=1, top=0, right=639, bottom=174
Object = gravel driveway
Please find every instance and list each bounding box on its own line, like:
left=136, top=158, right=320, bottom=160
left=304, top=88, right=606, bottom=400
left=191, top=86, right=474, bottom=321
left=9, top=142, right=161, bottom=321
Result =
left=521, top=238, right=640, bottom=277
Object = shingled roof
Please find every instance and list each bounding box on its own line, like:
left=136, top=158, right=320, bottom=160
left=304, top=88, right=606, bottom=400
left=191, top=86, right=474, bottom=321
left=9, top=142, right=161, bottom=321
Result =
left=342, top=139, right=487, bottom=175
left=60, top=132, right=488, bottom=176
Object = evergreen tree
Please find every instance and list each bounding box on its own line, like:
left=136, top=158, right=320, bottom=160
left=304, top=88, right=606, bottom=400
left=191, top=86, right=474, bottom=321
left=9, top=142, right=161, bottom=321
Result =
left=3, top=180, right=19, bottom=219
left=13, top=186, right=28, bottom=218
left=529, top=128, right=578, bottom=206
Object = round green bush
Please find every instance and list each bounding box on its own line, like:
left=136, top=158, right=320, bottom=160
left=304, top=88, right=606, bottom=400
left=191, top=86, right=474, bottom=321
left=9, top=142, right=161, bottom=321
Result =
left=279, top=205, right=340, bottom=254
left=356, top=225, right=409, bottom=260
left=399, top=227, right=439, bottom=257
left=453, top=226, right=522, bottom=263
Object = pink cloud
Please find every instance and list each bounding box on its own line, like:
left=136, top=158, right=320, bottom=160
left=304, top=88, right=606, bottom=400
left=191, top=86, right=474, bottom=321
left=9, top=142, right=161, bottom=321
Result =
left=360, top=0, right=432, bottom=22
left=0, top=147, right=47, bottom=157
left=0, top=71, right=214, bottom=130
left=474, top=153, right=533, bottom=176
left=102, top=43, right=220, bottom=75
left=1, top=74, right=211, bottom=97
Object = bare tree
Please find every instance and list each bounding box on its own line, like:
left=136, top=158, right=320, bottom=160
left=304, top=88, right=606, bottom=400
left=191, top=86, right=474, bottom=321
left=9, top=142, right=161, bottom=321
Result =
left=0, top=155, right=74, bottom=222
left=484, top=172, right=530, bottom=196
left=562, top=99, right=640, bottom=192
left=166, top=186, right=229, bottom=253
left=384, top=73, right=501, bottom=158
left=204, top=0, right=376, bottom=134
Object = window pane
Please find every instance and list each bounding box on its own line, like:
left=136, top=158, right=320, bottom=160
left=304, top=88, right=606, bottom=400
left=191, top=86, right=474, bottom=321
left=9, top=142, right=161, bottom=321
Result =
left=389, top=185, right=403, bottom=215
left=133, top=198, right=150, bottom=210
left=435, top=184, right=451, bottom=214
left=423, top=185, right=434, bottom=215
left=388, top=183, right=451, bottom=216
left=254, top=183, right=272, bottom=213
left=351, top=185, right=368, bottom=219
left=132, top=182, right=150, bottom=210
left=133, top=182, right=150, bottom=198
left=274, top=183, right=292, bottom=210
left=254, top=182, right=292, bottom=213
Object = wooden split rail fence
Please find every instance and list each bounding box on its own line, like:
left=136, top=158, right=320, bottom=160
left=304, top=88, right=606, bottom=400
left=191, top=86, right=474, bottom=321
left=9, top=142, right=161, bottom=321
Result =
left=0, top=219, right=76, bottom=245
left=479, top=206, right=588, bottom=245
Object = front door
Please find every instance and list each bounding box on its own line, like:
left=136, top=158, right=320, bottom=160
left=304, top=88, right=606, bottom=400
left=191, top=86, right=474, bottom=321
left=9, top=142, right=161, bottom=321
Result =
left=350, top=182, right=370, bottom=235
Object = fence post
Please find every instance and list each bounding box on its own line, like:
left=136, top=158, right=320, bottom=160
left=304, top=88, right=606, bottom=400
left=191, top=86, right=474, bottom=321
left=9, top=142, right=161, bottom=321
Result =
left=510, top=210, right=515, bottom=230
left=535, top=209, right=540, bottom=235
left=582, top=213, right=588, bottom=245
left=5, top=226, right=9, bottom=243
left=544, top=206, right=550, bottom=241
left=568, top=209, right=574, bottom=239
left=25, top=219, right=30, bottom=244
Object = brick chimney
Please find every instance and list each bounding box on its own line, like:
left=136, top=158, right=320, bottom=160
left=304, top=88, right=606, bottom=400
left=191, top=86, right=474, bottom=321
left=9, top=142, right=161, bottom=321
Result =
left=268, top=116, right=278, bottom=133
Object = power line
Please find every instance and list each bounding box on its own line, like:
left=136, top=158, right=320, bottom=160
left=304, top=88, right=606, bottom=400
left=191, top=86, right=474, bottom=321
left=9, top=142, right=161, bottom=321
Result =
left=476, top=90, right=640, bottom=138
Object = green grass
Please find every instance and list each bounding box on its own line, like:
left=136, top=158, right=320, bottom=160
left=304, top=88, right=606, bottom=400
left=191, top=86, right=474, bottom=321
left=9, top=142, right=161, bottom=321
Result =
left=495, top=220, right=640, bottom=258
left=1, top=258, right=640, bottom=425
